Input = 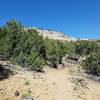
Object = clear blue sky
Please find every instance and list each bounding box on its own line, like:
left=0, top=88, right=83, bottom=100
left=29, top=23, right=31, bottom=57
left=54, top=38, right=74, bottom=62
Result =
left=0, top=0, right=100, bottom=39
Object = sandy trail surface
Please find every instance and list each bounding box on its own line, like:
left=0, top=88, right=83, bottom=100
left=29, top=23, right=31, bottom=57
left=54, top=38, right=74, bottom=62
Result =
left=0, top=62, right=100, bottom=100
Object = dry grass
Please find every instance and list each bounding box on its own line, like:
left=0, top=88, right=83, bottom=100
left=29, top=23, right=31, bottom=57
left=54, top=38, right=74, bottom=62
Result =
left=0, top=61, right=100, bottom=100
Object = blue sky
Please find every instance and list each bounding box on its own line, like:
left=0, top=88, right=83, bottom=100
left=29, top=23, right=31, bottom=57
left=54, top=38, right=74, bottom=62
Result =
left=0, top=0, right=100, bottom=39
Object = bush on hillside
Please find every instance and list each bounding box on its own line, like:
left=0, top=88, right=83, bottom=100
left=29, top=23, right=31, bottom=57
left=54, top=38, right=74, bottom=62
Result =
left=45, top=38, right=76, bottom=67
left=82, top=53, right=100, bottom=76
left=0, top=19, right=23, bottom=58
left=0, top=19, right=76, bottom=70
left=12, top=28, right=46, bottom=71
left=1, top=19, right=100, bottom=74
left=27, top=48, right=45, bottom=71
left=97, top=40, right=100, bottom=42
left=76, top=40, right=100, bottom=56
left=76, top=40, right=100, bottom=76
left=0, top=20, right=46, bottom=71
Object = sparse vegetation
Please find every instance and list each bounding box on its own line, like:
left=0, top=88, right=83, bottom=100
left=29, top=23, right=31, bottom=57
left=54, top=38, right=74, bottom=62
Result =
left=0, top=19, right=46, bottom=71
left=76, top=40, right=100, bottom=56
left=0, top=19, right=100, bottom=76
left=0, top=19, right=76, bottom=70
left=25, top=80, right=30, bottom=85
left=45, top=38, right=76, bottom=68
left=75, top=40, right=100, bottom=76
left=76, top=40, right=100, bottom=76
left=82, top=53, right=100, bottom=76
left=97, top=39, right=100, bottom=42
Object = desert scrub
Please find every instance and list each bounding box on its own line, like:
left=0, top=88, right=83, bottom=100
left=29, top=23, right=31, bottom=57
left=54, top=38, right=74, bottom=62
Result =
left=24, top=80, right=31, bottom=85
left=76, top=40, right=100, bottom=56
left=45, top=38, right=76, bottom=68
left=0, top=19, right=46, bottom=71
left=82, top=53, right=100, bottom=76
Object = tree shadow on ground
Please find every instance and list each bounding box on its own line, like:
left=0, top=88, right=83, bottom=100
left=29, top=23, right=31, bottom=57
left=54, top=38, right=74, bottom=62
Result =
left=0, top=64, right=13, bottom=80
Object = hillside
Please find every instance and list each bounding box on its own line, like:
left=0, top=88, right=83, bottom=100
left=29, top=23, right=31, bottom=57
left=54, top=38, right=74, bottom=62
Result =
left=24, top=27, right=77, bottom=41
left=37, top=29, right=77, bottom=41
left=0, top=20, right=100, bottom=100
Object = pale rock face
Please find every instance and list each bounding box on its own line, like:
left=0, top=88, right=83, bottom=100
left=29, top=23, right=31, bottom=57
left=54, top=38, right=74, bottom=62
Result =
left=37, top=29, right=77, bottom=41
left=24, top=27, right=77, bottom=41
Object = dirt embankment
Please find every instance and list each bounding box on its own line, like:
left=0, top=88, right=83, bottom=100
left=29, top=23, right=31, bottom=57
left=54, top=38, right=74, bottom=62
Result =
left=0, top=61, right=100, bottom=100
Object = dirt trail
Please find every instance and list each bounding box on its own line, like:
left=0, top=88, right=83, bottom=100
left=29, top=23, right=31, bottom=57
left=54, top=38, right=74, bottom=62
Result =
left=44, top=68, right=74, bottom=100
left=53, top=70, right=68, bottom=100
left=0, top=62, right=100, bottom=100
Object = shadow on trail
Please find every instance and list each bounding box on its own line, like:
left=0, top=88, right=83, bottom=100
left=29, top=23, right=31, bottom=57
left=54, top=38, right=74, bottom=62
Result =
left=0, top=64, right=13, bottom=80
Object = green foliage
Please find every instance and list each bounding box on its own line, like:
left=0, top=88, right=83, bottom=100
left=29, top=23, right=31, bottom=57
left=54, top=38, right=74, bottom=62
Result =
left=27, top=47, right=45, bottom=71
left=97, top=39, right=100, bottom=42
left=13, top=29, right=46, bottom=70
left=62, top=41, right=76, bottom=54
left=76, top=40, right=100, bottom=56
left=77, top=40, right=100, bottom=76
left=0, top=19, right=23, bottom=58
left=82, top=53, right=100, bottom=76
left=0, top=19, right=76, bottom=70
left=0, top=19, right=99, bottom=75
left=0, top=19, right=46, bottom=71
left=45, top=39, right=60, bottom=67
left=45, top=38, right=76, bottom=67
